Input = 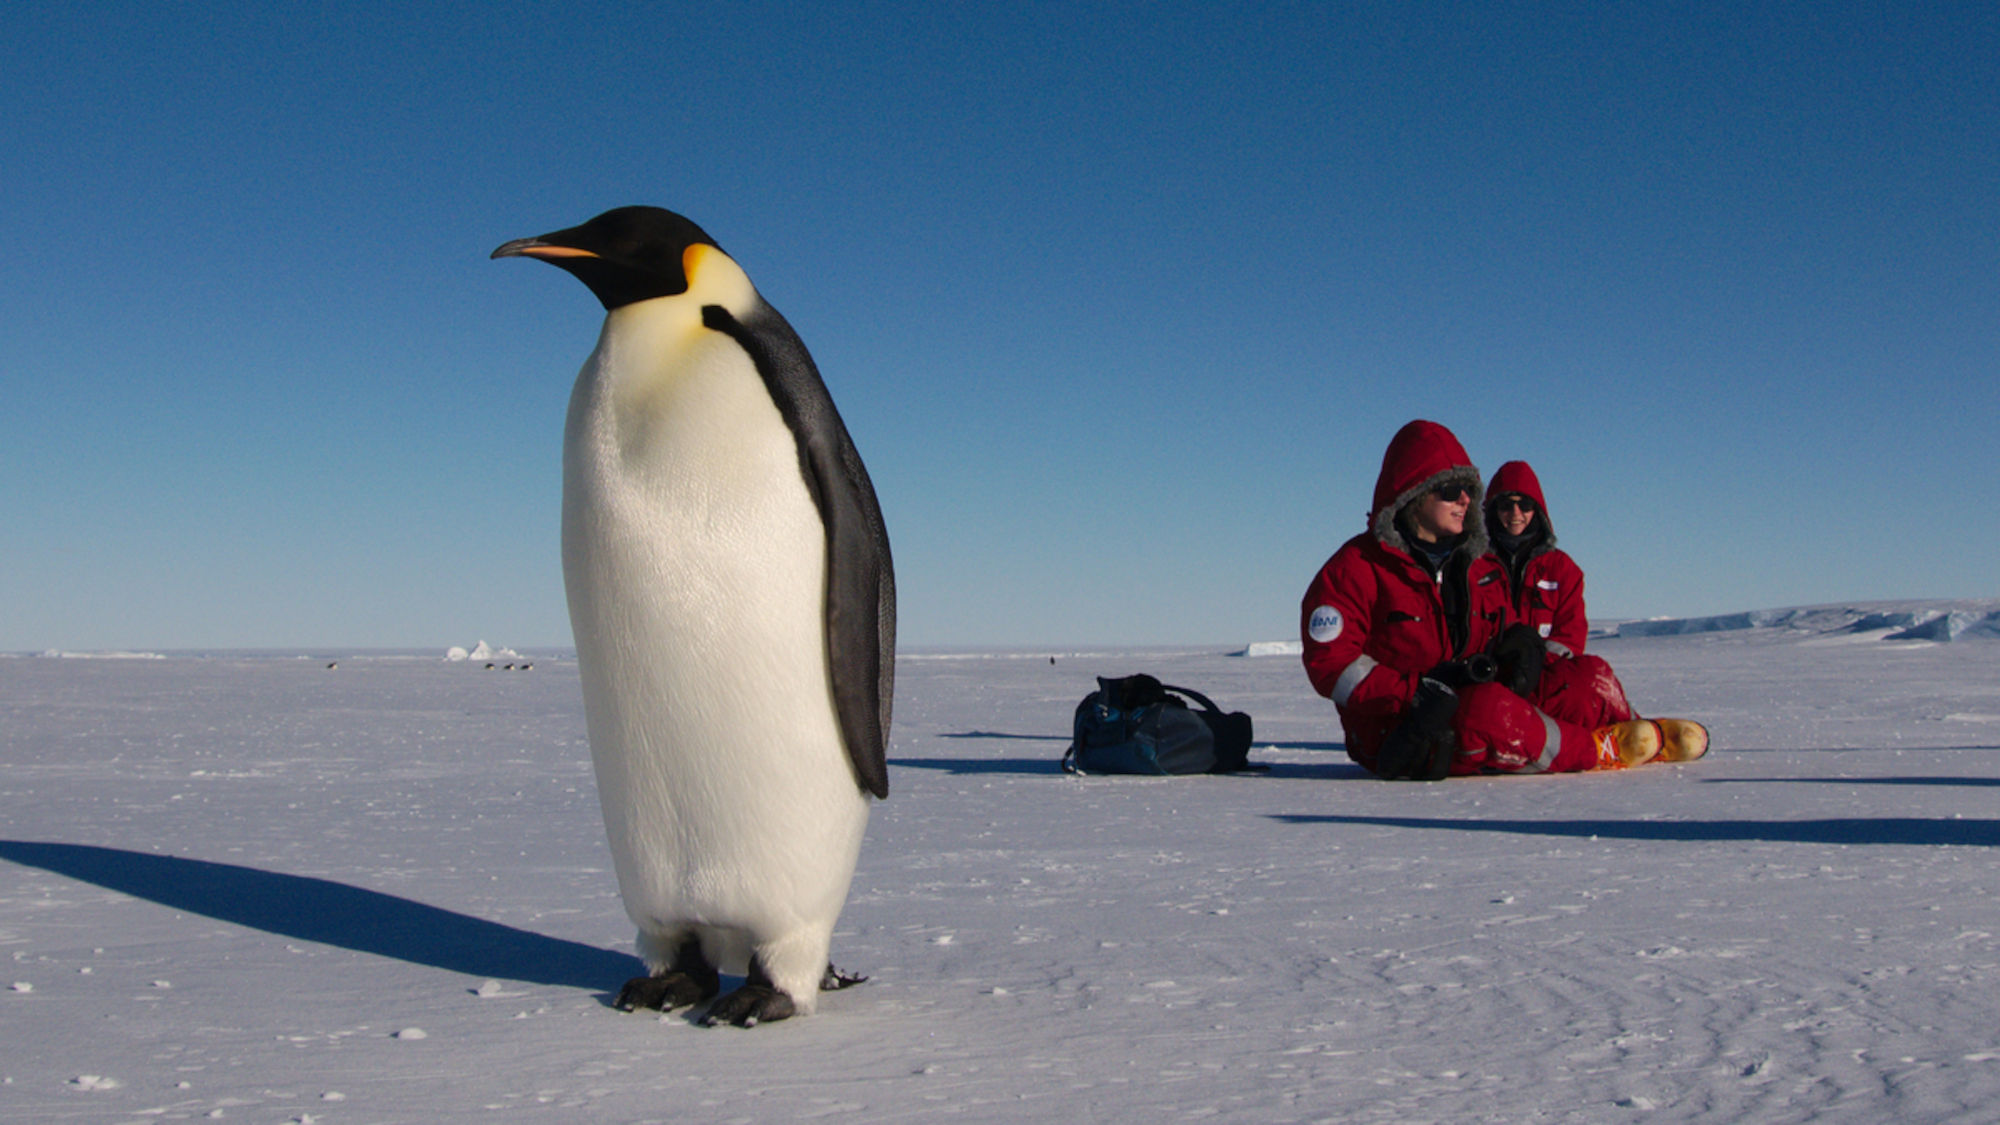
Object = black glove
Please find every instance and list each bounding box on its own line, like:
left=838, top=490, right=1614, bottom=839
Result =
left=1376, top=676, right=1461, bottom=781
left=1491, top=624, right=1546, bottom=698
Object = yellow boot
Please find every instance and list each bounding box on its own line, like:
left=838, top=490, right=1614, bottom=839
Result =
left=1591, top=721, right=1662, bottom=770
left=1649, top=718, right=1710, bottom=762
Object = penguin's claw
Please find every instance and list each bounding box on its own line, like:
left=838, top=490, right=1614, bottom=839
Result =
left=614, top=971, right=716, bottom=1013
left=821, top=963, right=869, bottom=991
left=699, top=983, right=796, bottom=1028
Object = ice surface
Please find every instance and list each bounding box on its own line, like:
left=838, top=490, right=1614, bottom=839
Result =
left=5, top=602, right=2000, bottom=1122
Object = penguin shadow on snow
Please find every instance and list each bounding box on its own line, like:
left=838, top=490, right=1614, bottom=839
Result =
left=0, top=840, right=642, bottom=1000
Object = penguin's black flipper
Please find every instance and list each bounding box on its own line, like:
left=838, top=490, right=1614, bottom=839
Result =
left=701, top=303, right=895, bottom=800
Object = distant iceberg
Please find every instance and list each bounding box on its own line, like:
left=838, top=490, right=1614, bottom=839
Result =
left=1614, top=601, right=2000, bottom=644
left=445, top=640, right=523, bottom=662
left=1236, top=641, right=1303, bottom=658
left=1616, top=611, right=1785, bottom=637
left=1886, top=611, right=1999, bottom=642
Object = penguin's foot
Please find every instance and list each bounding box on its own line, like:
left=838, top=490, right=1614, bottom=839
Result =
left=614, top=970, right=718, bottom=1013
left=699, top=983, right=797, bottom=1028
left=821, top=963, right=869, bottom=991
left=820, top=960, right=868, bottom=984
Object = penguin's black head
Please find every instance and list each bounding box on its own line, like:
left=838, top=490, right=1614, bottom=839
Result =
left=491, top=206, right=721, bottom=311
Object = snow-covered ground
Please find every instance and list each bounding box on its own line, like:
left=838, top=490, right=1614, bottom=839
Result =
left=5, top=600, right=2000, bottom=1123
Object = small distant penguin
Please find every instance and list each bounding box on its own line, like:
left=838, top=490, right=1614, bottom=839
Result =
left=493, top=207, right=894, bottom=1026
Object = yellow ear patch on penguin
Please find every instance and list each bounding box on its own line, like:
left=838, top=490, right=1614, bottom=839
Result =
left=598, top=241, right=762, bottom=421
left=682, top=242, right=757, bottom=315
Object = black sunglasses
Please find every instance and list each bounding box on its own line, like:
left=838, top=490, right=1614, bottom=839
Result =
left=1494, top=496, right=1537, bottom=514
left=1430, top=484, right=1469, bottom=503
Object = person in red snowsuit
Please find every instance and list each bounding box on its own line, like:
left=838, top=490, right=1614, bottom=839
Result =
left=1482, top=460, right=1636, bottom=732
left=1300, top=420, right=1682, bottom=779
left=1484, top=460, right=1588, bottom=657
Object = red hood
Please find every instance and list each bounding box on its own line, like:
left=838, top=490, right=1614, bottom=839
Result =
left=1368, top=419, right=1485, bottom=554
left=1485, top=459, right=1555, bottom=543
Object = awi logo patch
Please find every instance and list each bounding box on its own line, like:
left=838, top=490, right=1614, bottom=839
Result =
left=1308, top=605, right=1343, bottom=643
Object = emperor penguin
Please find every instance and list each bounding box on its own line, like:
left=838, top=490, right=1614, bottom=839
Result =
left=492, top=207, right=894, bottom=1026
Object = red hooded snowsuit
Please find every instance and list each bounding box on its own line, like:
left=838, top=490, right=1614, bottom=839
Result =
left=1484, top=461, right=1635, bottom=731
left=1483, top=461, right=1589, bottom=656
left=1300, top=422, right=1613, bottom=776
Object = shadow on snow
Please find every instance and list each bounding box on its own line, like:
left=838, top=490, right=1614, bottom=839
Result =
left=892, top=758, right=1367, bottom=780
left=1269, top=815, right=2000, bottom=847
left=892, top=756, right=1065, bottom=775
left=938, top=730, right=1067, bottom=742
left=904, top=734, right=1353, bottom=778
left=933, top=731, right=1348, bottom=755
left=1704, top=776, right=2000, bottom=788
left=0, top=840, right=640, bottom=993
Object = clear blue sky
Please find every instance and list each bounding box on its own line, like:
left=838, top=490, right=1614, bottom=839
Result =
left=5, top=2, right=1996, bottom=651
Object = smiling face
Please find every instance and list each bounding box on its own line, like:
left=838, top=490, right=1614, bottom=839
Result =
left=1410, top=484, right=1470, bottom=543
left=1493, top=493, right=1536, bottom=537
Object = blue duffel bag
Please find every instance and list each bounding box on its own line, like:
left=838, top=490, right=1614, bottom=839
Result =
left=1062, top=674, right=1256, bottom=775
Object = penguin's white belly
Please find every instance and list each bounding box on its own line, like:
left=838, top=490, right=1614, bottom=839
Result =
left=562, top=316, right=867, bottom=957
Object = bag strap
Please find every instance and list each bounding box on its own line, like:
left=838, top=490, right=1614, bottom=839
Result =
left=1158, top=682, right=1222, bottom=715
left=1099, top=674, right=1167, bottom=710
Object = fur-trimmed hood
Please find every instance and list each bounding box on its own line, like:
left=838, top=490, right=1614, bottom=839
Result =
left=1484, top=459, right=1556, bottom=556
left=1368, top=419, right=1486, bottom=560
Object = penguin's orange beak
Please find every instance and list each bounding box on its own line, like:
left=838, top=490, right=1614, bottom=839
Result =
left=490, top=238, right=600, bottom=261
